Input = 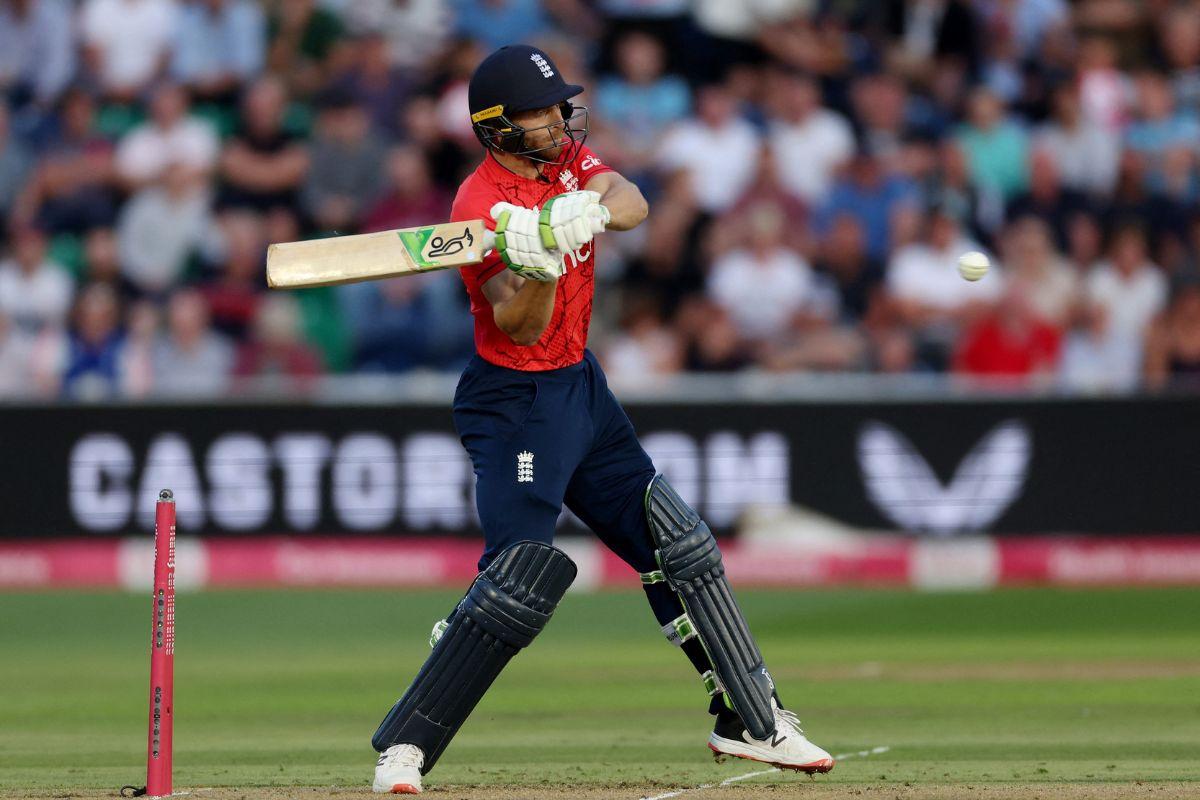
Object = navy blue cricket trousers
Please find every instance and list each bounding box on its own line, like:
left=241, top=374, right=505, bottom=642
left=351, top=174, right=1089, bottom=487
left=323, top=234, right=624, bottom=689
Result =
left=452, top=350, right=664, bottom=588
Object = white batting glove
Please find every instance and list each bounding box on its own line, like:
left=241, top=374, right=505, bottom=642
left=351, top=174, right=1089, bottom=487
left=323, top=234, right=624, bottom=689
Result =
left=490, top=202, right=564, bottom=282
left=538, top=190, right=610, bottom=254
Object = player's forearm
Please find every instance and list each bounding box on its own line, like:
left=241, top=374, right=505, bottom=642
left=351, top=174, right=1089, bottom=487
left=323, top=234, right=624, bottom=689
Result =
left=493, top=277, right=558, bottom=346
left=593, top=178, right=648, bottom=231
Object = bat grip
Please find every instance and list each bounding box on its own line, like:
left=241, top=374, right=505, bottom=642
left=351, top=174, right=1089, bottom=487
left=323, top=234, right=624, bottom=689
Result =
left=481, top=229, right=496, bottom=256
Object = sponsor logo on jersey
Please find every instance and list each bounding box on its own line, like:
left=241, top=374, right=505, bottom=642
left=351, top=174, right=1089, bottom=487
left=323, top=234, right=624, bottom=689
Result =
left=580, top=155, right=602, bottom=171
left=563, top=243, right=591, bottom=271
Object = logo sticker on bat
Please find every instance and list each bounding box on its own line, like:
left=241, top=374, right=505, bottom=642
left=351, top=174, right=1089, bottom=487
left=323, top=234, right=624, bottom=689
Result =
left=397, top=225, right=474, bottom=270
left=427, top=227, right=474, bottom=258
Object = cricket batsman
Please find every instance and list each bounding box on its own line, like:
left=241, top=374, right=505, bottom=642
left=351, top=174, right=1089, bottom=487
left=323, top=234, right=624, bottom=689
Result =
left=370, top=45, right=834, bottom=794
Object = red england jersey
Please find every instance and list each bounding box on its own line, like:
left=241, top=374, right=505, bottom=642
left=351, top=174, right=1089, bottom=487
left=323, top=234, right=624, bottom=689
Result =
left=450, top=144, right=614, bottom=370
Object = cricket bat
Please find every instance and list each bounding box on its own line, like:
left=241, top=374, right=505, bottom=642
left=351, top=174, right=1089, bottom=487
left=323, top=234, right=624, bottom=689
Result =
left=266, top=220, right=494, bottom=289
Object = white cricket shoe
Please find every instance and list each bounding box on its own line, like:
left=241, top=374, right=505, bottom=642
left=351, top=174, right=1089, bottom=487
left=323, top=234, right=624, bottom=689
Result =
left=708, top=699, right=834, bottom=774
left=372, top=743, right=424, bottom=794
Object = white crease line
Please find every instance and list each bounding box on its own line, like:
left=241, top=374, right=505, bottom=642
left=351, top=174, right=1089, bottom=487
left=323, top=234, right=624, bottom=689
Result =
left=639, top=745, right=890, bottom=800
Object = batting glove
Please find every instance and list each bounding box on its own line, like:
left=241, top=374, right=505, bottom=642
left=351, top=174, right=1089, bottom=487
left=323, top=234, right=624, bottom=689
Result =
left=539, top=190, right=610, bottom=254
left=490, top=202, right=564, bottom=282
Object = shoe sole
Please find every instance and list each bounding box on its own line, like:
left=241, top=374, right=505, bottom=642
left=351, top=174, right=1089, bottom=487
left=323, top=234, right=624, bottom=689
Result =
left=708, top=740, right=835, bottom=775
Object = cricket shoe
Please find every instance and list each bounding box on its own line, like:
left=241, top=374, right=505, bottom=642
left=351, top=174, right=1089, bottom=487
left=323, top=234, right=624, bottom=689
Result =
left=372, top=743, right=424, bottom=794
left=708, top=700, right=834, bottom=774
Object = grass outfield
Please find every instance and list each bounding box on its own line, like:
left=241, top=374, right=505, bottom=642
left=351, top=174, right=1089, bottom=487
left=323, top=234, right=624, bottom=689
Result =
left=2, top=588, right=1199, bottom=799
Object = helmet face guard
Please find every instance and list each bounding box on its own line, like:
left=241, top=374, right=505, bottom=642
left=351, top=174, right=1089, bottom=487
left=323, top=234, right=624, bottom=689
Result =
left=471, top=102, right=589, bottom=167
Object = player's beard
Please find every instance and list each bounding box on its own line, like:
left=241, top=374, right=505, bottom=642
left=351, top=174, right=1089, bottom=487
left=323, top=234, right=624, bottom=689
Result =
left=522, top=113, right=584, bottom=167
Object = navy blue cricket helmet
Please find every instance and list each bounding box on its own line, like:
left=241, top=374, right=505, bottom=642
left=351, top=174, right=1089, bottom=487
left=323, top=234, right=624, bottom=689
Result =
left=468, top=45, right=589, bottom=166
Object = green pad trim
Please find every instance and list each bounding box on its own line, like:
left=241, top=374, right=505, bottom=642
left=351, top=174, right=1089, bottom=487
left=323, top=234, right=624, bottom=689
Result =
left=640, top=570, right=665, bottom=584
left=701, top=670, right=721, bottom=697
left=661, top=613, right=697, bottom=647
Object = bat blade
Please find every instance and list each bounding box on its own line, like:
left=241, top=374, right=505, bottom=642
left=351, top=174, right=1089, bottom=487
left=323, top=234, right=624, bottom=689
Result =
left=266, top=220, right=490, bottom=289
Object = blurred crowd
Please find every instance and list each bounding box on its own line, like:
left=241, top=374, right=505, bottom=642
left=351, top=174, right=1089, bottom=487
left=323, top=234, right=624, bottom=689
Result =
left=3, top=0, right=1200, bottom=398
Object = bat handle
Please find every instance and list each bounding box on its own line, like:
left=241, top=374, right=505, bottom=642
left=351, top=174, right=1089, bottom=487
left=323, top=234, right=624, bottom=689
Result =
left=481, top=229, right=496, bottom=256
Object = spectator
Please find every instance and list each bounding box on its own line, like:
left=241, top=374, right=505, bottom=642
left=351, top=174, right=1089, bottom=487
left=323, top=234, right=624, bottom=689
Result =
left=432, top=38, right=487, bottom=150
left=813, top=212, right=884, bottom=323
left=1033, top=83, right=1120, bottom=196
left=1103, top=149, right=1190, bottom=253
left=1065, top=210, right=1104, bottom=272
left=341, top=0, right=451, bottom=73
left=218, top=76, right=310, bottom=213
left=81, top=226, right=140, bottom=303
left=266, top=0, right=346, bottom=97
left=451, top=0, right=551, bottom=50
left=1004, top=0, right=1069, bottom=59
left=999, top=215, right=1078, bottom=328
left=118, top=298, right=159, bottom=396
left=679, top=299, right=750, bottom=372
left=620, top=171, right=704, bottom=315
left=816, top=147, right=919, bottom=262
left=338, top=271, right=473, bottom=372
left=765, top=70, right=855, bottom=206
left=689, top=0, right=806, bottom=80
left=956, top=86, right=1029, bottom=202
left=1077, top=35, right=1128, bottom=132
left=0, top=105, right=34, bottom=219
left=0, top=226, right=74, bottom=336
left=114, top=83, right=220, bottom=188
left=201, top=210, right=266, bottom=339
left=706, top=203, right=816, bottom=346
left=594, top=31, right=690, bottom=175
left=1124, top=69, right=1200, bottom=200
left=1083, top=224, right=1168, bottom=378
left=882, top=0, right=983, bottom=83
left=1005, top=149, right=1090, bottom=249
left=362, top=145, right=451, bottom=233
left=327, top=32, right=414, bottom=138
left=0, top=311, right=37, bottom=397
left=171, top=0, right=266, bottom=102
left=400, top=94, right=472, bottom=190
left=234, top=293, right=323, bottom=390
left=11, top=88, right=118, bottom=234
left=601, top=295, right=683, bottom=384
left=1144, top=277, right=1200, bottom=390
left=927, top=139, right=991, bottom=239
left=0, top=0, right=75, bottom=114
left=849, top=72, right=912, bottom=168
left=80, top=0, right=178, bottom=101
left=1058, top=304, right=1142, bottom=392
left=656, top=83, right=760, bottom=215
left=151, top=288, right=235, bottom=396
left=978, top=19, right=1029, bottom=94
left=301, top=90, right=388, bottom=231
left=61, top=282, right=125, bottom=399
left=1159, top=4, right=1200, bottom=117
left=886, top=199, right=1002, bottom=367
left=953, top=279, right=1061, bottom=380
left=117, top=162, right=213, bottom=295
